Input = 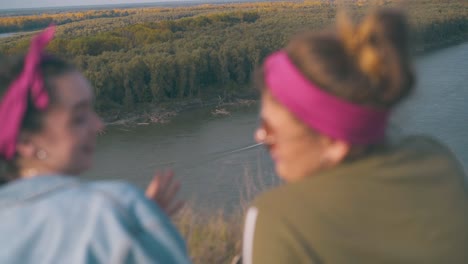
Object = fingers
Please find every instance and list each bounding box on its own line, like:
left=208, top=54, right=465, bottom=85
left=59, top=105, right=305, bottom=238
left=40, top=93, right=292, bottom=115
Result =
left=145, top=169, right=172, bottom=199
left=145, top=169, right=184, bottom=217
left=145, top=174, right=160, bottom=198
left=158, top=179, right=181, bottom=208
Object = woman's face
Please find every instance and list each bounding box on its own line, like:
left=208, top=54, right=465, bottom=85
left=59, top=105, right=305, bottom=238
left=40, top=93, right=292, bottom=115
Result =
left=21, top=71, right=103, bottom=176
left=255, top=90, right=345, bottom=183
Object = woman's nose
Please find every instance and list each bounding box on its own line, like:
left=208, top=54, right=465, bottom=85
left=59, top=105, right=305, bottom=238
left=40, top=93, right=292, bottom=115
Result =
left=255, top=127, right=267, bottom=143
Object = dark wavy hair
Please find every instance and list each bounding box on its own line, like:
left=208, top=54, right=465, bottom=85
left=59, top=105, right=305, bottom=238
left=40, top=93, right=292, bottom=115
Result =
left=0, top=55, right=76, bottom=184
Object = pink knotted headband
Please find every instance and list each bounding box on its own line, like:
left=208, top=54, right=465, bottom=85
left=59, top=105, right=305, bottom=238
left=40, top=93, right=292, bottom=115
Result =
left=264, top=51, right=389, bottom=145
left=0, top=25, right=55, bottom=160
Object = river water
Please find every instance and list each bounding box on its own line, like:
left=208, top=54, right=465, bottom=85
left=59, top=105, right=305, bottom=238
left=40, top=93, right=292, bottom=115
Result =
left=0, top=32, right=19, bottom=38
left=85, top=42, right=468, bottom=212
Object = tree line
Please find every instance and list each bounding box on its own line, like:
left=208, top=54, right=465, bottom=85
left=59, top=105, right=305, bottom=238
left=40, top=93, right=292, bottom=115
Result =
left=0, top=0, right=466, bottom=112
left=0, top=10, right=135, bottom=33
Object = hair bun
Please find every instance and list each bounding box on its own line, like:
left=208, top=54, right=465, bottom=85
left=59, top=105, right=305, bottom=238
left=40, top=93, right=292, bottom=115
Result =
left=338, top=8, right=409, bottom=86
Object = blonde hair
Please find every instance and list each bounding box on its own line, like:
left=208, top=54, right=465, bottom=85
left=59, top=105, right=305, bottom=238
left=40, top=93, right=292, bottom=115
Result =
left=283, top=8, right=414, bottom=108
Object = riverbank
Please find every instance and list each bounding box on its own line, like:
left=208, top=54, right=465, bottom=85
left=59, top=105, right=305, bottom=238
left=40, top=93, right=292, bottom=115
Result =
left=99, top=85, right=259, bottom=127
left=99, top=37, right=467, bottom=128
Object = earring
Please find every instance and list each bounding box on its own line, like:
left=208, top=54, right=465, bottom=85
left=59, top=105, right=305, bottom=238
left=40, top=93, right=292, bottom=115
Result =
left=36, top=149, right=48, bottom=160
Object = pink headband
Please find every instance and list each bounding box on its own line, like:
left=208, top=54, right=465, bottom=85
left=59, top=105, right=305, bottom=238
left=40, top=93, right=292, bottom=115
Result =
left=264, top=51, right=389, bottom=145
left=0, top=25, right=55, bottom=160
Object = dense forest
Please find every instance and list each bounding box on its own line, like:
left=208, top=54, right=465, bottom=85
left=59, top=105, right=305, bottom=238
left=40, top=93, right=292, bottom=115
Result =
left=0, top=0, right=466, bottom=113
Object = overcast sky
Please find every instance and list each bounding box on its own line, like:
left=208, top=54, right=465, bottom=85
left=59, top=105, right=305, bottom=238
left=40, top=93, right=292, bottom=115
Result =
left=0, top=0, right=164, bottom=9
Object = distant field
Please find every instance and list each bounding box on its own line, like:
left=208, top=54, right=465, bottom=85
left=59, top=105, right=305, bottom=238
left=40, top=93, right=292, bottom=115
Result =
left=0, top=0, right=466, bottom=114
left=0, top=0, right=281, bottom=17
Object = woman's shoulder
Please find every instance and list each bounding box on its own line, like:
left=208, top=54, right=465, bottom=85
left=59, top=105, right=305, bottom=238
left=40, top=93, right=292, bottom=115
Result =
left=83, top=180, right=148, bottom=209
left=0, top=177, right=189, bottom=263
left=18, top=177, right=169, bottom=231
left=396, top=135, right=452, bottom=153
left=3, top=176, right=173, bottom=232
left=48, top=179, right=145, bottom=210
left=392, top=135, right=463, bottom=168
left=251, top=135, right=464, bottom=213
left=250, top=182, right=303, bottom=217
left=77, top=180, right=170, bottom=227
left=82, top=180, right=189, bottom=262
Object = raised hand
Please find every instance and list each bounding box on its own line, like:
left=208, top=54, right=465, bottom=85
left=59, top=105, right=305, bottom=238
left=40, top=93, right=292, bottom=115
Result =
left=145, top=170, right=184, bottom=217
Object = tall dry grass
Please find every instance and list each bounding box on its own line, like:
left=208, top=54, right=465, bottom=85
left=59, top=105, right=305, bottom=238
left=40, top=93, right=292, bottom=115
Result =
left=175, top=207, right=243, bottom=264
left=175, top=154, right=279, bottom=264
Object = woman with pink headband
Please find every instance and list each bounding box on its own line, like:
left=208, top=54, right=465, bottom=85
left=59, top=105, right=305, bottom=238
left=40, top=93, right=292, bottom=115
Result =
left=242, top=8, right=468, bottom=264
left=0, top=26, right=190, bottom=263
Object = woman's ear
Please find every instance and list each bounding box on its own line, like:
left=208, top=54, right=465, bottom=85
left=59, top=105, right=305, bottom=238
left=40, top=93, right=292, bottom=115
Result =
left=323, top=138, right=351, bottom=166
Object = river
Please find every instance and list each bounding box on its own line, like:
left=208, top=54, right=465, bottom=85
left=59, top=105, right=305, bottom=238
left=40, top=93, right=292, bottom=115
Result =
left=0, top=32, right=20, bottom=38
left=85, top=42, right=468, bottom=212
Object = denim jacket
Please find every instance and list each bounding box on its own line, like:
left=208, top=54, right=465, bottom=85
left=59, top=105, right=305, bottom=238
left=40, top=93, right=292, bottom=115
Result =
left=0, top=175, right=191, bottom=264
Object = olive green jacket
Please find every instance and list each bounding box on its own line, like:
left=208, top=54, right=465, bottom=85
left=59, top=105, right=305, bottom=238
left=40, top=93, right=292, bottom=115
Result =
left=243, top=137, right=468, bottom=264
